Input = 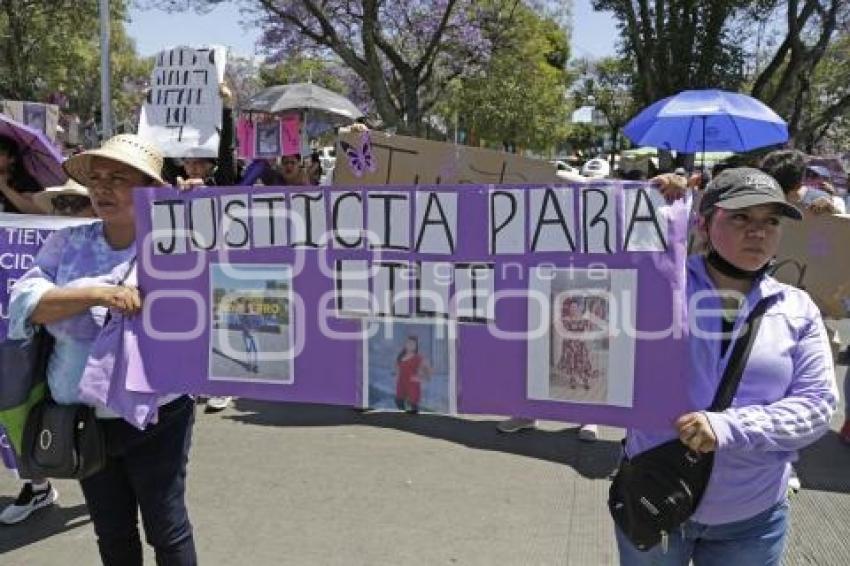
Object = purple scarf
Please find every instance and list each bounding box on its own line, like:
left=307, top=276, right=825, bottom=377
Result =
left=78, top=309, right=159, bottom=430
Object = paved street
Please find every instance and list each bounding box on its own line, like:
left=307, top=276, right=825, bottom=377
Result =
left=1, top=373, right=848, bottom=565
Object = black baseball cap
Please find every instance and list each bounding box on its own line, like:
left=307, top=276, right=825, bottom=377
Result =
left=699, top=167, right=802, bottom=220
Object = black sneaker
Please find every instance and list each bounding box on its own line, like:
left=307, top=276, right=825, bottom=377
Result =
left=0, top=482, right=59, bottom=525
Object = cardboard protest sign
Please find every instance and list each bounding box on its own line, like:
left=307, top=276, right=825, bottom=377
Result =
left=138, top=45, right=227, bottom=158
left=771, top=213, right=850, bottom=319
left=133, top=182, right=691, bottom=428
left=0, top=214, right=92, bottom=340
left=0, top=101, right=59, bottom=142
left=236, top=115, right=303, bottom=160
left=333, top=130, right=559, bottom=186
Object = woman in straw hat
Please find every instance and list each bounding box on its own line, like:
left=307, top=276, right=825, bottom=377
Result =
left=32, top=179, right=94, bottom=217
left=8, top=134, right=197, bottom=566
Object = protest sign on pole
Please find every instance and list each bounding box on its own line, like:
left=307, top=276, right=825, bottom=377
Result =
left=133, top=182, right=691, bottom=428
left=333, top=130, right=560, bottom=186
left=138, top=45, right=227, bottom=158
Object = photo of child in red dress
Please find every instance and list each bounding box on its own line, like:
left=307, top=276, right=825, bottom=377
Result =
left=394, top=336, right=433, bottom=414
left=365, top=320, right=454, bottom=414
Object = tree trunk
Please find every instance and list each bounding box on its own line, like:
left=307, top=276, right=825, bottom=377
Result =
left=401, top=72, right=422, bottom=136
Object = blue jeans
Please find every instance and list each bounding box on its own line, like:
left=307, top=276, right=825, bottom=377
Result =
left=80, top=396, right=197, bottom=566
left=615, top=498, right=789, bottom=566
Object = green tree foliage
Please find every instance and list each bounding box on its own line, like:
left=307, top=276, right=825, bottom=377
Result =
left=258, top=56, right=347, bottom=93
left=572, top=56, right=639, bottom=158
left=0, top=0, right=150, bottom=125
left=748, top=1, right=849, bottom=142
left=796, top=30, right=850, bottom=152
left=142, top=0, right=528, bottom=136
left=591, top=0, right=748, bottom=106
left=593, top=0, right=850, bottom=144
left=442, top=5, right=571, bottom=152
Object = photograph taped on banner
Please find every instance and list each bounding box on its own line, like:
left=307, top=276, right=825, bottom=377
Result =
left=527, top=267, right=637, bottom=407
left=549, top=284, right=610, bottom=403
left=363, top=319, right=456, bottom=414
left=208, top=263, right=293, bottom=384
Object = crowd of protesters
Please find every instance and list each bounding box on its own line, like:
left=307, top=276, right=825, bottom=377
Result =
left=0, top=87, right=848, bottom=566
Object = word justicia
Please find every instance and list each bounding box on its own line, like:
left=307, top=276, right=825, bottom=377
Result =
left=149, top=184, right=671, bottom=256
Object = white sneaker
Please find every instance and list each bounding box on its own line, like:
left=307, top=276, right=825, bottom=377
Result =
left=205, top=396, right=232, bottom=412
left=0, top=482, right=59, bottom=525
left=578, top=424, right=599, bottom=442
left=497, top=417, right=537, bottom=433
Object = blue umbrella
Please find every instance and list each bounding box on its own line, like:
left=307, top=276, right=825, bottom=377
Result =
left=623, top=89, right=788, bottom=155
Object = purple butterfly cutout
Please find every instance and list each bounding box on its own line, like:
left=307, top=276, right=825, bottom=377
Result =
left=340, top=132, right=377, bottom=177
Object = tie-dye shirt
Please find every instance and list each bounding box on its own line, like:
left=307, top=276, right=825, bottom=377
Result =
left=9, top=221, right=135, bottom=404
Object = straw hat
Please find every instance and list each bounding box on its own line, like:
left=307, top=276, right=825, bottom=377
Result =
left=63, top=134, right=165, bottom=187
left=32, top=179, right=90, bottom=213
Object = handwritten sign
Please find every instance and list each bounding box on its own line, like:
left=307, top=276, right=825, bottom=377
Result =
left=772, top=212, right=850, bottom=318
left=333, top=130, right=559, bottom=186
left=133, top=182, right=691, bottom=429
left=138, top=45, right=227, bottom=158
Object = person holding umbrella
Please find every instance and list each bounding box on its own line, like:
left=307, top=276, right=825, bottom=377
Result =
left=0, top=115, right=66, bottom=214
left=0, top=135, right=43, bottom=214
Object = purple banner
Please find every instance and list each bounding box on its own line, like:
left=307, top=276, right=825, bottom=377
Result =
left=134, top=183, right=691, bottom=428
left=0, top=214, right=90, bottom=341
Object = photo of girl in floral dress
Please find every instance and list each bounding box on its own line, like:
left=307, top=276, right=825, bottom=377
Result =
left=548, top=288, right=610, bottom=402
left=555, top=297, right=599, bottom=390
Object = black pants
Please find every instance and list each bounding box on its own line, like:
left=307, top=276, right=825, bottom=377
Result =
left=80, top=396, right=197, bottom=566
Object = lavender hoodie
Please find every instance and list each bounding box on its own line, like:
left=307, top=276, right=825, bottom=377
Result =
left=626, top=255, right=838, bottom=525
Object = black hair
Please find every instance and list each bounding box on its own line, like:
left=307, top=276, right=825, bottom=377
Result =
left=396, top=336, right=419, bottom=364
left=712, top=154, right=753, bottom=177
left=759, top=149, right=806, bottom=194
left=621, top=169, right=647, bottom=181
left=0, top=134, right=42, bottom=194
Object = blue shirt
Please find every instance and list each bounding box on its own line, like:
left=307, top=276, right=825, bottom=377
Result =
left=9, top=222, right=135, bottom=404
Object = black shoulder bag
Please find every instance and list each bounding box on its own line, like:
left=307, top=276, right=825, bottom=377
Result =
left=18, top=258, right=137, bottom=481
left=608, top=297, right=771, bottom=552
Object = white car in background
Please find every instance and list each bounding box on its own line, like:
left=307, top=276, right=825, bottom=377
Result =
left=581, top=158, right=611, bottom=178
left=551, top=160, right=588, bottom=182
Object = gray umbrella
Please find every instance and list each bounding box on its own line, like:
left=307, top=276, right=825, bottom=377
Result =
left=243, top=83, right=364, bottom=123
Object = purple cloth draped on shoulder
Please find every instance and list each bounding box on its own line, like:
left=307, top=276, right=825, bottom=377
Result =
left=77, top=261, right=159, bottom=429
left=77, top=309, right=159, bottom=430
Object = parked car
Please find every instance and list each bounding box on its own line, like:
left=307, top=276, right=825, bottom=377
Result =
left=550, top=160, right=580, bottom=176
left=581, top=158, right=610, bottom=178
